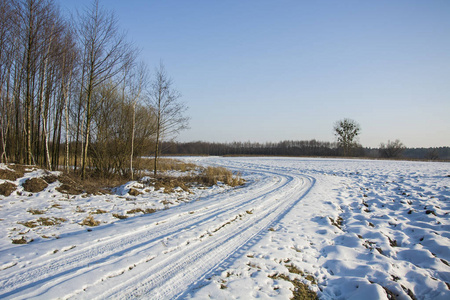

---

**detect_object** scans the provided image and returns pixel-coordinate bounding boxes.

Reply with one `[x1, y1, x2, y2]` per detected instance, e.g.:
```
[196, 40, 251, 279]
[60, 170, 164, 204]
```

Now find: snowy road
[0, 158, 314, 299]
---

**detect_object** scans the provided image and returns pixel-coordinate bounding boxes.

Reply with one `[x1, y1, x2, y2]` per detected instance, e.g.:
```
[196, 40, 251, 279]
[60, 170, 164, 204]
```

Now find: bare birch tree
[148, 63, 189, 176]
[76, 0, 133, 179]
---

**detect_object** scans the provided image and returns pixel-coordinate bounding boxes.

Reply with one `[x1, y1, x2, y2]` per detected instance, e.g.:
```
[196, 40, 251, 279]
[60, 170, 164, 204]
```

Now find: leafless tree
[148, 63, 189, 175]
[76, 0, 134, 178]
[379, 139, 405, 158]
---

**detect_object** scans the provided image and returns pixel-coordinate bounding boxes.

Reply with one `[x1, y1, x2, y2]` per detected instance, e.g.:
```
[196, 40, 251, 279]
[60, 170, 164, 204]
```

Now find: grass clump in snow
[0, 182, 17, 196]
[199, 166, 244, 187]
[37, 217, 66, 226]
[112, 213, 128, 220]
[80, 215, 100, 226]
[12, 236, 33, 244]
[270, 273, 318, 300]
[329, 216, 343, 229]
[27, 209, 45, 215]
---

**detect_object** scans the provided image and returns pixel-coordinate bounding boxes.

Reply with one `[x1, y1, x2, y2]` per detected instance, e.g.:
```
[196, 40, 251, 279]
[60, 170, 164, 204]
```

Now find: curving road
[0, 158, 314, 299]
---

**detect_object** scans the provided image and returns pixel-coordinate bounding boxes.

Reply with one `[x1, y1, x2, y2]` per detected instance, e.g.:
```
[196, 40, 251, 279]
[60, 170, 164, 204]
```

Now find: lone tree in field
[148, 63, 189, 176]
[333, 118, 361, 156]
[379, 139, 405, 158]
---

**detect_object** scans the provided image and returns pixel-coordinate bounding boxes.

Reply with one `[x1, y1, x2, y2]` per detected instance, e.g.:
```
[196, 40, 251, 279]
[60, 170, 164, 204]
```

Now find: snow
[0, 157, 449, 299]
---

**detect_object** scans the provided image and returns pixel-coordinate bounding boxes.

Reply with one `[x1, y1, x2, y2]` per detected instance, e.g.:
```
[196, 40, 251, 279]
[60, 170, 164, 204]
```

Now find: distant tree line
[161, 140, 363, 157]
[0, 0, 188, 178]
[161, 141, 449, 161]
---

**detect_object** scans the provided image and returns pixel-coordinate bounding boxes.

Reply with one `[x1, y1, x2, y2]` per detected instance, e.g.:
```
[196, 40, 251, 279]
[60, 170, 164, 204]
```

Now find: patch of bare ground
[23, 178, 48, 193]
[0, 168, 21, 181]
[0, 182, 17, 196]
[55, 171, 126, 195]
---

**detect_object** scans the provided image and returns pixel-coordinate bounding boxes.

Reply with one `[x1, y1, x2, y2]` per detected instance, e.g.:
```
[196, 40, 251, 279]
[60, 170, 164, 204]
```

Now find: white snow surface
[0, 157, 449, 299]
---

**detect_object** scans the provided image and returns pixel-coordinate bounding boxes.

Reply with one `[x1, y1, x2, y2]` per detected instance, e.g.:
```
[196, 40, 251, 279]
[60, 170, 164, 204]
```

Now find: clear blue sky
[58, 0, 450, 148]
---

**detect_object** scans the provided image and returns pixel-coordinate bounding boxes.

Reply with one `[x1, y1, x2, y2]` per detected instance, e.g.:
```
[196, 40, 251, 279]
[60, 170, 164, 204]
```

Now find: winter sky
[57, 0, 450, 148]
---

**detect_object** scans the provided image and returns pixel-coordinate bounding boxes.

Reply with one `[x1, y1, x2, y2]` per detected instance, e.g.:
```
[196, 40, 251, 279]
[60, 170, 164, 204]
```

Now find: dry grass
[128, 188, 142, 196]
[12, 237, 32, 244]
[112, 213, 128, 219]
[80, 215, 100, 226]
[0, 168, 21, 181]
[127, 208, 144, 214]
[134, 158, 198, 173]
[199, 167, 244, 187]
[23, 178, 48, 193]
[27, 209, 45, 215]
[18, 217, 66, 228]
[143, 165, 244, 194]
[0, 182, 17, 196]
[37, 217, 66, 226]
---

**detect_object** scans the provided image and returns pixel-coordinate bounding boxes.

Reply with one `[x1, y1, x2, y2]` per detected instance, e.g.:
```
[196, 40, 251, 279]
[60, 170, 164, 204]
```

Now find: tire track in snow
[0, 163, 314, 299]
[85, 171, 314, 299]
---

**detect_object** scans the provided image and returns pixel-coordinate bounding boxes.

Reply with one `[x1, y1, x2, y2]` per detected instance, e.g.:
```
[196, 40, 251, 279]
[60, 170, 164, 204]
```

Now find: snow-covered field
[0, 157, 449, 299]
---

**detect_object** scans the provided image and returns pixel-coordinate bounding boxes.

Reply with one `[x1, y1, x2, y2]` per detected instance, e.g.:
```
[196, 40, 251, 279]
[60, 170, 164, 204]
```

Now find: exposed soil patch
[0, 182, 17, 196]
[128, 188, 142, 196]
[56, 183, 83, 195]
[0, 168, 21, 181]
[23, 178, 48, 193]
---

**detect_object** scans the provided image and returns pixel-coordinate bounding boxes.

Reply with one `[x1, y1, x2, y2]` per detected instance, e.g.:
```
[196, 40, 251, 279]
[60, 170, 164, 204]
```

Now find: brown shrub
[23, 178, 48, 193]
[0, 182, 17, 196]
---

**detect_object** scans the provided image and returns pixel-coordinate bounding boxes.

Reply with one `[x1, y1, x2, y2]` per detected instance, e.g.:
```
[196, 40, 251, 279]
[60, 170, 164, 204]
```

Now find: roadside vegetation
[0, 158, 244, 246]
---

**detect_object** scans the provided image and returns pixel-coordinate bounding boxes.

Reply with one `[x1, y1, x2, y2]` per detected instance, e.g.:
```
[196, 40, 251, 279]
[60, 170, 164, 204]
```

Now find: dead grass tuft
[0, 182, 17, 196]
[27, 209, 45, 215]
[270, 272, 318, 300]
[144, 208, 157, 214]
[80, 215, 100, 226]
[113, 213, 128, 219]
[12, 236, 32, 244]
[18, 220, 38, 228]
[23, 178, 48, 193]
[199, 167, 245, 187]
[329, 216, 343, 229]
[128, 188, 142, 196]
[127, 208, 144, 214]
[92, 209, 108, 214]
[37, 217, 66, 226]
